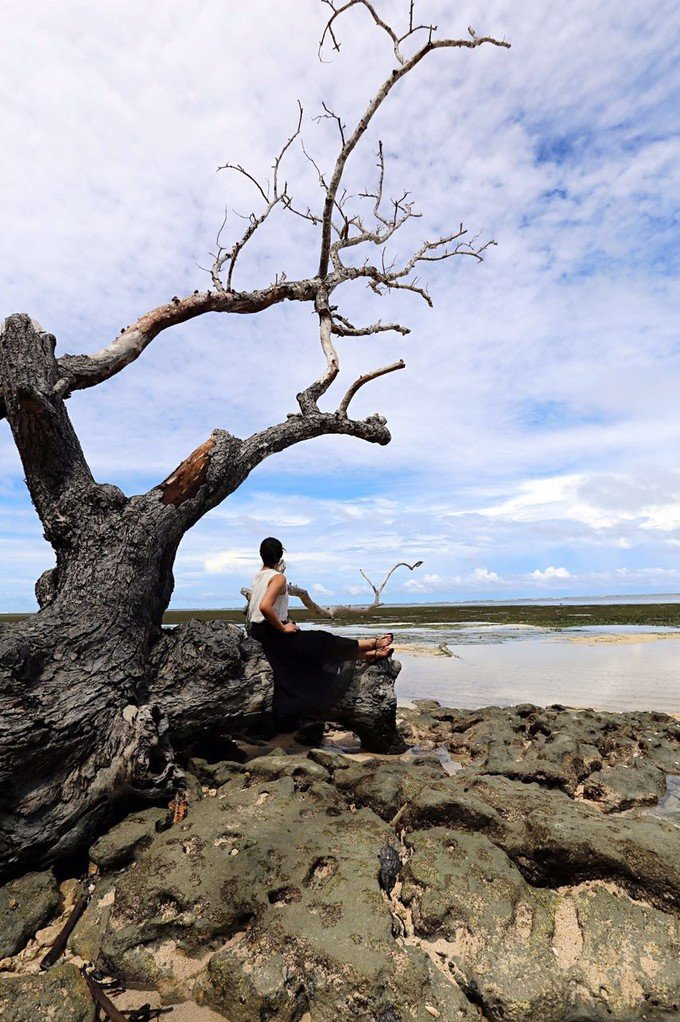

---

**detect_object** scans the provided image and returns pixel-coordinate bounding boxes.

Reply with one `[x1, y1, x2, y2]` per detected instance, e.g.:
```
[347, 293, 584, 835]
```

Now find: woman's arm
[259, 574, 297, 633]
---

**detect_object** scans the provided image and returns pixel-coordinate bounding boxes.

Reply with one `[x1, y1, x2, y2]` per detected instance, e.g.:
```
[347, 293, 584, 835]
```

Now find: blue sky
[1, 0, 679, 610]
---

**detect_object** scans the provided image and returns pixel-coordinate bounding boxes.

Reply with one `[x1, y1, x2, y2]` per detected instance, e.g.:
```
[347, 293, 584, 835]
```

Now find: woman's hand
[282, 621, 298, 634]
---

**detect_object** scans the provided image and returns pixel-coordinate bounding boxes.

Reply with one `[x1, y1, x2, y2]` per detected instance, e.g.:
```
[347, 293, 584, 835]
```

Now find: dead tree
[0, 3, 509, 876]
[241, 560, 423, 618]
[359, 560, 424, 608]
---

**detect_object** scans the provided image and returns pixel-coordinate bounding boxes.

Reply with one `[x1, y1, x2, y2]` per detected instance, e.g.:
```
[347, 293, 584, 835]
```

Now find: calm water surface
[316, 622, 680, 714]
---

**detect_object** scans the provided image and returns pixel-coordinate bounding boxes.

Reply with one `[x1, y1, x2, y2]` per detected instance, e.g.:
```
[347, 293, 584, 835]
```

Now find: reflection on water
[312, 622, 680, 713]
[653, 775, 680, 822]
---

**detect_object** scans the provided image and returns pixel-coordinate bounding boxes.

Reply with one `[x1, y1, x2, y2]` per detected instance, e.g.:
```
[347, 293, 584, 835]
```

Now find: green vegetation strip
[3, 603, 680, 629]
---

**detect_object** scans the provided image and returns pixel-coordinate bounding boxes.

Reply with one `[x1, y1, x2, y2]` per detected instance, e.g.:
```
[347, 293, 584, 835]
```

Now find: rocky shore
[1, 701, 679, 1022]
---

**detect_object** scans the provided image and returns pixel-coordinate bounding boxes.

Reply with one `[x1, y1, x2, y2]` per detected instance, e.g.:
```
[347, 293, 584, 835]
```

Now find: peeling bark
[159, 438, 216, 506]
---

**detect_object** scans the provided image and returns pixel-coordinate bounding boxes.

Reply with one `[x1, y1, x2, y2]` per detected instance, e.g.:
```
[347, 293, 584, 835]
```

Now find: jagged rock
[3, 707, 679, 1021]
[245, 752, 330, 783]
[0, 962, 95, 1022]
[89, 807, 167, 869]
[401, 777, 506, 835]
[91, 768, 481, 1018]
[565, 884, 680, 1020]
[0, 869, 59, 957]
[582, 758, 667, 811]
[67, 880, 116, 962]
[200, 943, 289, 1019]
[186, 757, 247, 787]
[333, 758, 443, 820]
[307, 747, 353, 772]
[402, 827, 564, 1020]
[460, 774, 680, 912]
[400, 827, 680, 1022]
[396, 703, 679, 807]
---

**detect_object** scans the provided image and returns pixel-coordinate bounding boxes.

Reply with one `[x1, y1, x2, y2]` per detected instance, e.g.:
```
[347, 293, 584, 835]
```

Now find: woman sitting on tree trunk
[247, 537, 393, 728]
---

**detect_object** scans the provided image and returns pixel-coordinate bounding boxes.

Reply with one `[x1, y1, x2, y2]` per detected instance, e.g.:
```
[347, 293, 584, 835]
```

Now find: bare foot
[361, 644, 393, 662]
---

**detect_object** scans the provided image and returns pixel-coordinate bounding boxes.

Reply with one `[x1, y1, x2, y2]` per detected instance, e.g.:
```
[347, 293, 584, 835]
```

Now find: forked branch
[338, 360, 405, 417]
[316, 5, 509, 278]
[360, 560, 424, 606]
[211, 103, 304, 291]
[241, 558, 424, 619]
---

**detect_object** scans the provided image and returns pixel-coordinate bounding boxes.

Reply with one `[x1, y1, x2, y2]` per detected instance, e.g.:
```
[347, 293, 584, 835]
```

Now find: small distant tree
[0, 2, 509, 873]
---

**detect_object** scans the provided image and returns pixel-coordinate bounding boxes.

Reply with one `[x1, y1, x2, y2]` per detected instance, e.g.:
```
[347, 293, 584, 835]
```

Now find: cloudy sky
[1, 0, 679, 611]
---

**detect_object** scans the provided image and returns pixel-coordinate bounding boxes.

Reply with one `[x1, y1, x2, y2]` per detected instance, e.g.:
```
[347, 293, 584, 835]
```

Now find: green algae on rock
[0, 870, 59, 958]
[0, 963, 95, 1022]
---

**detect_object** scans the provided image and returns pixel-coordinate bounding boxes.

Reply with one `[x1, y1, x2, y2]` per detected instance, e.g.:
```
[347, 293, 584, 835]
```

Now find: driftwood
[81, 967, 128, 1022]
[0, 3, 508, 880]
[40, 894, 88, 970]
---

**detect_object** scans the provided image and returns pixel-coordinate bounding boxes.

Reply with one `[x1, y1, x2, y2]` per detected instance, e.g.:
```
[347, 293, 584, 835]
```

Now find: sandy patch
[551, 898, 583, 966]
[393, 643, 455, 658]
[114, 992, 227, 1022]
[564, 631, 680, 645]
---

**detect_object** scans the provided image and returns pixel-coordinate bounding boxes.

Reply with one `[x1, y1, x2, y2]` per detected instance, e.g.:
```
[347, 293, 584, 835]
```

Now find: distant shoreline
[3, 601, 680, 629]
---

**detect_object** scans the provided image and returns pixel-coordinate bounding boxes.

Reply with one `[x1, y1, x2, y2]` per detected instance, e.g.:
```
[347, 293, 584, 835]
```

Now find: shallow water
[312, 622, 680, 714]
[397, 638, 680, 714]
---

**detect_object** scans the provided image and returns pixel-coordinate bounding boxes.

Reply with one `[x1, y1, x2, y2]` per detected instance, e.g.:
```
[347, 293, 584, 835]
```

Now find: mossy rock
[0, 869, 59, 957]
[89, 807, 166, 869]
[0, 963, 94, 1022]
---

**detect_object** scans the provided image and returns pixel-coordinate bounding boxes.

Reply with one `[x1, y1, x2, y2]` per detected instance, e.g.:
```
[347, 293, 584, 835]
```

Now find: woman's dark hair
[260, 537, 284, 568]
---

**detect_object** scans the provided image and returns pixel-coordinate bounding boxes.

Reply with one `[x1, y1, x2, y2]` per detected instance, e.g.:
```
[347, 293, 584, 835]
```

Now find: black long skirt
[249, 621, 359, 721]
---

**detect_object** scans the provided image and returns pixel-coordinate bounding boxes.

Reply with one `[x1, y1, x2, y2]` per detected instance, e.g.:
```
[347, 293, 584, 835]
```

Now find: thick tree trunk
[0, 524, 181, 877]
[1, 603, 402, 881]
[0, 608, 399, 879]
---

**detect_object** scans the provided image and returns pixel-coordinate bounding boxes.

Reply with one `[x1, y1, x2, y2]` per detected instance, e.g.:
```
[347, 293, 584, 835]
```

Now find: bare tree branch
[27, 278, 321, 406]
[320, 0, 436, 66]
[361, 560, 424, 606]
[331, 313, 410, 337]
[314, 101, 347, 147]
[316, 5, 509, 278]
[338, 359, 405, 417]
[149, 403, 393, 526]
[241, 559, 424, 619]
[297, 292, 340, 415]
[1, 4, 509, 440]
[211, 103, 304, 291]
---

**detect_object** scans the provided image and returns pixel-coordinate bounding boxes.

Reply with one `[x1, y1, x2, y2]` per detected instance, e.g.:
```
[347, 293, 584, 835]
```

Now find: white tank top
[247, 568, 289, 625]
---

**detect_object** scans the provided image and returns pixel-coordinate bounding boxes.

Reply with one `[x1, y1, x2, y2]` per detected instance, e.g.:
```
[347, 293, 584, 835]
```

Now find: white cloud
[468, 568, 500, 584]
[312, 583, 333, 596]
[403, 573, 444, 594]
[529, 566, 571, 580]
[202, 550, 259, 576]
